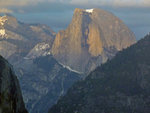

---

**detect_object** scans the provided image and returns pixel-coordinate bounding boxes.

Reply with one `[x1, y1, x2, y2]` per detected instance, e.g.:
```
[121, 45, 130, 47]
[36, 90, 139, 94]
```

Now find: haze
[1, 0, 150, 39]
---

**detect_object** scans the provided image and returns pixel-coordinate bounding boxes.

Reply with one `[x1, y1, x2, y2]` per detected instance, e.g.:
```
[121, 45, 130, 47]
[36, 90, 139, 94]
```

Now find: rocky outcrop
[52, 8, 136, 73]
[49, 33, 150, 113]
[26, 42, 51, 59]
[0, 55, 28, 113]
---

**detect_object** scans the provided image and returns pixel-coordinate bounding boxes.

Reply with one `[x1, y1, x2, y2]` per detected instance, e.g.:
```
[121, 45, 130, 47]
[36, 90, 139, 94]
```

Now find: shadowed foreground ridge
[15, 55, 81, 113]
[49, 33, 150, 113]
[0, 56, 28, 113]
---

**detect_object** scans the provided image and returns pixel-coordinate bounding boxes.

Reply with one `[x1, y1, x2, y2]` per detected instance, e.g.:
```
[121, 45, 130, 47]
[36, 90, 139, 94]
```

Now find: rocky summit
[0, 55, 28, 113]
[52, 8, 136, 74]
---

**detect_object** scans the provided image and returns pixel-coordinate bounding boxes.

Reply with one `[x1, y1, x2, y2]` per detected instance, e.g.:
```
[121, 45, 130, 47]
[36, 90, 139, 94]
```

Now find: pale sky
[0, 0, 150, 40]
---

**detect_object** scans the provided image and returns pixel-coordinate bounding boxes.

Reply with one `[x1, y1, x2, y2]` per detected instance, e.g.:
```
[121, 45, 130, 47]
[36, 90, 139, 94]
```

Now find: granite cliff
[52, 8, 136, 74]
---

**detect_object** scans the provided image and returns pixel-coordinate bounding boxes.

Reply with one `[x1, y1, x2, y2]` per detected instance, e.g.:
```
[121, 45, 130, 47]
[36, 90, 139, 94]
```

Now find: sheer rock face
[0, 56, 28, 113]
[52, 8, 136, 73]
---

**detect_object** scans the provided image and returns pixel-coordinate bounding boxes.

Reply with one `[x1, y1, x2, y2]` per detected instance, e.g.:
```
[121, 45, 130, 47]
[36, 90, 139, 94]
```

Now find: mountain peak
[0, 15, 18, 38]
[74, 8, 95, 13]
[73, 8, 96, 16]
[52, 8, 136, 73]
[0, 14, 17, 21]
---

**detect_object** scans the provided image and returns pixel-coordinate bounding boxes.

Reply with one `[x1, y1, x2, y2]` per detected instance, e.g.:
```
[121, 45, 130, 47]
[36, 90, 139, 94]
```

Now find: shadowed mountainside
[0, 55, 28, 113]
[14, 55, 81, 113]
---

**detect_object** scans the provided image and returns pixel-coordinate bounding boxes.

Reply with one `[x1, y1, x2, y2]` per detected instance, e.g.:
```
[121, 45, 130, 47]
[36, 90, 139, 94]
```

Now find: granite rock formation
[52, 8, 136, 74]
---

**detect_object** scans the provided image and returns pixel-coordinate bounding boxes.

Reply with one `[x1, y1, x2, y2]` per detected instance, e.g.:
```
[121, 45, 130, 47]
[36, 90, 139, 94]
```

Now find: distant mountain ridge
[0, 14, 55, 61]
[49, 33, 150, 113]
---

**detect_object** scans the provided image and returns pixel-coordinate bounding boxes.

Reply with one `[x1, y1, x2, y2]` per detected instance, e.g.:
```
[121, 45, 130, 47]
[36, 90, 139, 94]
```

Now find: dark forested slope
[0, 56, 28, 113]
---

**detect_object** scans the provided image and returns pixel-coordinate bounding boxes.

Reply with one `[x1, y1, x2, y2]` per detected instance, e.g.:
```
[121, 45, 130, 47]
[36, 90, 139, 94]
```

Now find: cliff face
[49, 33, 150, 113]
[0, 56, 28, 113]
[52, 8, 136, 73]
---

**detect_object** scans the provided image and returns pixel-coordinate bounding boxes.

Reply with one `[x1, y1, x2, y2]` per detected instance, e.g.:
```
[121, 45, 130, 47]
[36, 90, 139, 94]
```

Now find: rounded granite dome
[52, 8, 136, 73]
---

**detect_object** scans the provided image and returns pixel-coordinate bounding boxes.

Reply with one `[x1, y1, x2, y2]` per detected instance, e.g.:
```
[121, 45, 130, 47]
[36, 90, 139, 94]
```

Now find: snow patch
[85, 9, 94, 13]
[0, 16, 7, 26]
[0, 16, 7, 38]
[0, 29, 7, 38]
[43, 51, 51, 56]
[26, 42, 51, 59]
[0, 29, 6, 37]
[59, 62, 83, 74]
[34, 43, 50, 51]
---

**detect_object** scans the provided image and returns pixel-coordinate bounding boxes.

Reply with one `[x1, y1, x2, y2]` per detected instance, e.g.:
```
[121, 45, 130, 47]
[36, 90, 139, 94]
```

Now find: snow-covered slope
[58, 62, 83, 74]
[26, 42, 51, 59]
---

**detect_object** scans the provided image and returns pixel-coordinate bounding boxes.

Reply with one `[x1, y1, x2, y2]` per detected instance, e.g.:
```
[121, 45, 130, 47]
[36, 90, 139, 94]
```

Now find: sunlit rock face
[0, 55, 28, 113]
[52, 8, 136, 74]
